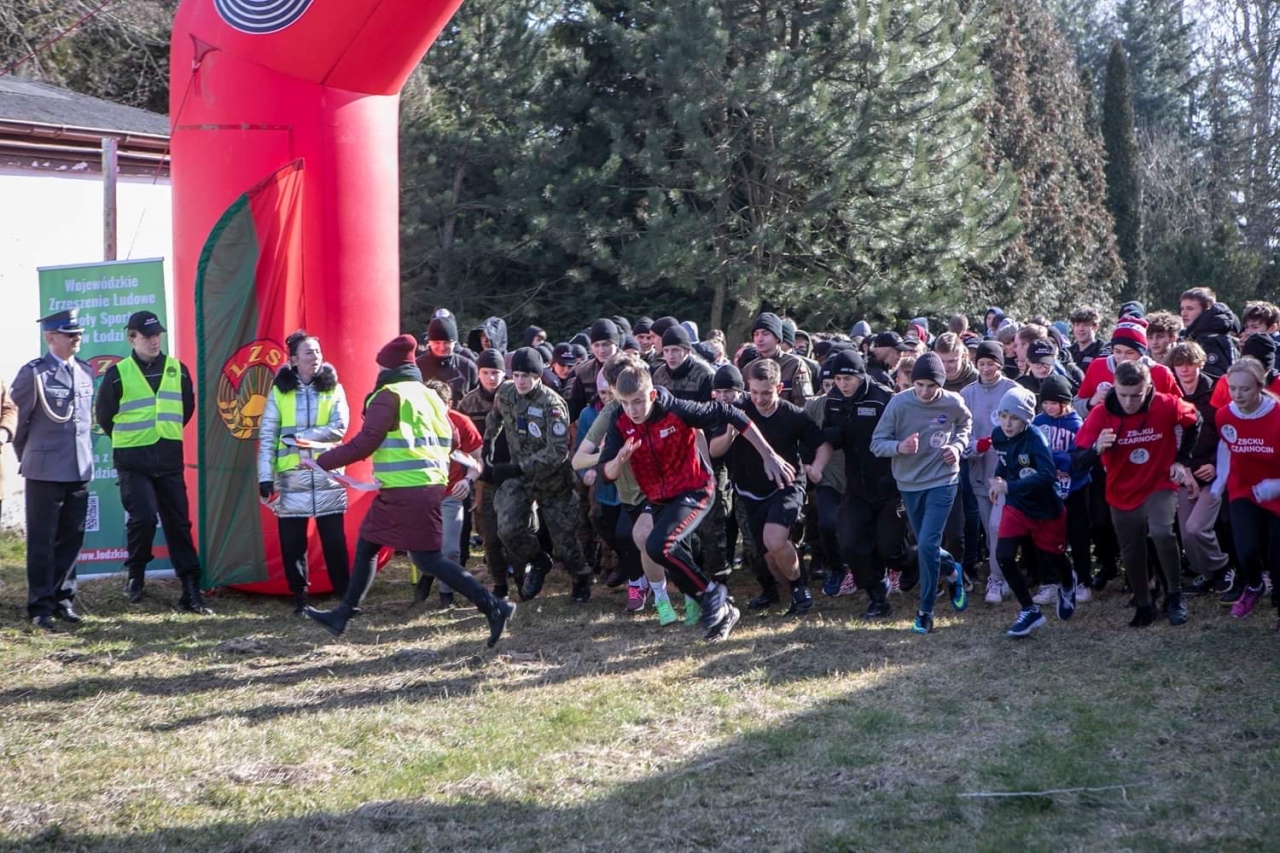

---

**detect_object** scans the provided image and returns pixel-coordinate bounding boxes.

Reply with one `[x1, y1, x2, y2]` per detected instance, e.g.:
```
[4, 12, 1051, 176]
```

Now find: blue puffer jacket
[992, 421, 1063, 520]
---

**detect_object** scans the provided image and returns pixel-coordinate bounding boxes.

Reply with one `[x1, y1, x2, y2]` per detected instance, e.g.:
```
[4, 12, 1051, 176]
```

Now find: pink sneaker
[625, 585, 648, 613]
[887, 570, 902, 595]
[837, 572, 858, 596]
[1231, 585, 1263, 619]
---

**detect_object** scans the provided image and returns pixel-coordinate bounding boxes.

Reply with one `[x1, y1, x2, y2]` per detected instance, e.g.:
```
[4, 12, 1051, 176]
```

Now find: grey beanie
[998, 386, 1038, 425]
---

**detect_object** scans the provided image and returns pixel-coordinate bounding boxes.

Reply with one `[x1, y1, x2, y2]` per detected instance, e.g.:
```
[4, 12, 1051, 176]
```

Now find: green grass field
[1, 533, 1277, 852]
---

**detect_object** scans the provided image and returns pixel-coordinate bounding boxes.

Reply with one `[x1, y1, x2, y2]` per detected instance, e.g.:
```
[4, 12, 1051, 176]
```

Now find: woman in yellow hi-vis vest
[95, 311, 209, 613]
[303, 335, 514, 647]
[257, 330, 350, 612]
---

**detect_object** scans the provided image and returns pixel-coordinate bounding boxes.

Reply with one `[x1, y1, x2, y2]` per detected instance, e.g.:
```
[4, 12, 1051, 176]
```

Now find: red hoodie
[1076, 390, 1200, 511]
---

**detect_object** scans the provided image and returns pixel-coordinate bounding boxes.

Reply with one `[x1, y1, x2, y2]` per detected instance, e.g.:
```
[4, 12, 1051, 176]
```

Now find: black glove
[490, 462, 523, 484]
[259, 481, 275, 500]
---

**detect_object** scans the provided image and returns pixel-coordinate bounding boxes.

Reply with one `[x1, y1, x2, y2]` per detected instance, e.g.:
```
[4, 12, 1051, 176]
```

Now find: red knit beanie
[377, 334, 419, 368]
[1110, 317, 1149, 354]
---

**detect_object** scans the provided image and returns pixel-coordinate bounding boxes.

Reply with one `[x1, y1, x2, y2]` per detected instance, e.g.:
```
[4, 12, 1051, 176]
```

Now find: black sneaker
[570, 579, 591, 604]
[747, 590, 779, 611]
[704, 604, 740, 642]
[439, 591, 455, 609]
[604, 566, 626, 588]
[1092, 563, 1118, 591]
[520, 556, 552, 601]
[862, 590, 891, 620]
[1129, 604, 1158, 628]
[124, 576, 144, 603]
[292, 591, 309, 615]
[699, 583, 730, 630]
[1183, 574, 1214, 596]
[1212, 568, 1235, 595]
[1165, 591, 1188, 626]
[486, 600, 515, 648]
[1221, 574, 1245, 605]
[785, 585, 814, 616]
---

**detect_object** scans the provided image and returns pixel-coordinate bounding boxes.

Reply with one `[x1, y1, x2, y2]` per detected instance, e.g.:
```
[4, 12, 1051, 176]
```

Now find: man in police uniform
[95, 311, 209, 613]
[483, 346, 590, 603]
[11, 309, 95, 631]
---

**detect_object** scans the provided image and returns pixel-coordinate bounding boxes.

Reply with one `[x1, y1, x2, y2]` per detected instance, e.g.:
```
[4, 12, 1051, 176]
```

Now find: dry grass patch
[0, 531, 1276, 851]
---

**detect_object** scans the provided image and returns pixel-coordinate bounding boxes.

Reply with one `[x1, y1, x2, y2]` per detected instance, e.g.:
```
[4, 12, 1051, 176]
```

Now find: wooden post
[102, 137, 118, 261]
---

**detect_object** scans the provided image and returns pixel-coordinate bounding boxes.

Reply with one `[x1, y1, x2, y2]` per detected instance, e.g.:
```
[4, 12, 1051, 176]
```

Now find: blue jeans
[901, 485, 959, 616]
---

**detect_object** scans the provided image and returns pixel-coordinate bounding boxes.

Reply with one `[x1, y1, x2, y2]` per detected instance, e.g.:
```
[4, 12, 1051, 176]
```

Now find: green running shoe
[683, 596, 702, 627]
[655, 599, 678, 626]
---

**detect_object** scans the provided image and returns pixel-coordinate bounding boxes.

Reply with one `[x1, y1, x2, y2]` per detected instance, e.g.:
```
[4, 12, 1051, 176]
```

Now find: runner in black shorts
[714, 359, 829, 615]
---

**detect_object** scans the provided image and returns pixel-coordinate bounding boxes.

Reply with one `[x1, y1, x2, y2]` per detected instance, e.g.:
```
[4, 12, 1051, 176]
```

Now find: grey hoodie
[870, 388, 972, 491]
[960, 374, 1019, 489]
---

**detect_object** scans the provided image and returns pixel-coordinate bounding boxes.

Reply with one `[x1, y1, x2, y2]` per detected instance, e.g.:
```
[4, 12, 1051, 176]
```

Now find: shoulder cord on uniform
[32, 363, 76, 424]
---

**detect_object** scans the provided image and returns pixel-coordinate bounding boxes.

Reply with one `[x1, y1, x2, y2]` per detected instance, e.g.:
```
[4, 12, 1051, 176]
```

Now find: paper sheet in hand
[281, 436, 340, 451]
[300, 458, 380, 491]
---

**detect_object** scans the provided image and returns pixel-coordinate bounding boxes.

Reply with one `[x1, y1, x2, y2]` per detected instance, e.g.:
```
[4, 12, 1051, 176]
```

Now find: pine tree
[969, 0, 1124, 318]
[531, 0, 1019, 339]
[1102, 41, 1146, 300]
[1116, 0, 1197, 138]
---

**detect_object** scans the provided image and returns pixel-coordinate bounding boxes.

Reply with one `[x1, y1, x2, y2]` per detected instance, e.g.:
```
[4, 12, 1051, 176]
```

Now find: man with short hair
[867, 331, 914, 388]
[1068, 306, 1109, 370]
[95, 311, 206, 612]
[1145, 311, 1182, 365]
[1241, 301, 1280, 341]
[1180, 287, 1240, 379]
[632, 317, 660, 368]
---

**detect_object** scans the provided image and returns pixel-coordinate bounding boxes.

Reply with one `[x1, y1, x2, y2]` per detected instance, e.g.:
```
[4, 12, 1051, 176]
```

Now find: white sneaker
[984, 578, 1005, 604]
[1032, 584, 1058, 605]
[1074, 583, 1092, 603]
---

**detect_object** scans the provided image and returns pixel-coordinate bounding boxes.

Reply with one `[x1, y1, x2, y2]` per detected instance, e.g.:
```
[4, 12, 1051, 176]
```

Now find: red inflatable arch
[170, 0, 462, 593]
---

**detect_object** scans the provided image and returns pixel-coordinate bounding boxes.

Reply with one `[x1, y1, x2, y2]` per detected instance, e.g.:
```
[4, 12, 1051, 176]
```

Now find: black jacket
[1068, 339, 1110, 371]
[821, 379, 898, 503]
[95, 351, 195, 474]
[1178, 371, 1219, 478]
[415, 351, 478, 403]
[1183, 303, 1240, 379]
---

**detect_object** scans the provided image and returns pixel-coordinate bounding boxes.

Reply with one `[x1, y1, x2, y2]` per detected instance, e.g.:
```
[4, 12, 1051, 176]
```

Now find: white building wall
[0, 168, 173, 528]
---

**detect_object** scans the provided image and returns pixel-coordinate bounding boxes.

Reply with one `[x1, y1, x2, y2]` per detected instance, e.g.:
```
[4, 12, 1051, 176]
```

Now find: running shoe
[683, 596, 702, 627]
[699, 583, 730, 631]
[887, 570, 902, 595]
[948, 565, 967, 612]
[910, 612, 934, 634]
[1007, 607, 1046, 638]
[1231, 585, 1263, 619]
[705, 604, 740, 642]
[1056, 584, 1076, 621]
[1212, 568, 1235, 595]
[1165, 591, 1188, 626]
[655, 599, 678, 626]
[747, 590, 779, 611]
[837, 572, 858, 597]
[1032, 584, 1057, 605]
[822, 570, 847, 598]
[625, 585, 647, 613]
[984, 577, 1006, 604]
[785, 585, 814, 616]
[1074, 583, 1092, 603]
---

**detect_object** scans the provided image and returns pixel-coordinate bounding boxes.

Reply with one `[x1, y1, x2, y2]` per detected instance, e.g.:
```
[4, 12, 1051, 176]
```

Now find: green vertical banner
[36, 258, 171, 576]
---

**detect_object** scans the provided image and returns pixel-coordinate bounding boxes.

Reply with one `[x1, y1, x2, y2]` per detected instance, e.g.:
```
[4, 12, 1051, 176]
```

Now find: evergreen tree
[969, 0, 1124, 318]
[532, 0, 1019, 339]
[1103, 41, 1147, 300]
[1117, 0, 1198, 137]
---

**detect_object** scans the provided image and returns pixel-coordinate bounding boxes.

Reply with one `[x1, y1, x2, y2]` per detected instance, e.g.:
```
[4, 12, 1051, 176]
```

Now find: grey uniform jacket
[11, 352, 95, 482]
[256, 365, 350, 518]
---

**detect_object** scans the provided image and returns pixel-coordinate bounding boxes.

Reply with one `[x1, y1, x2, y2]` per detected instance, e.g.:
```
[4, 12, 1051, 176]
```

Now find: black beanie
[569, 332, 590, 349]
[662, 324, 692, 349]
[477, 349, 504, 371]
[827, 349, 866, 376]
[1039, 374, 1073, 404]
[1243, 333, 1278, 372]
[814, 340, 834, 361]
[974, 340, 1005, 366]
[510, 346, 545, 375]
[427, 315, 458, 343]
[780, 319, 797, 347]
[752, 312, 784, 342]
[590, 318, 620, 345]
[693, 341, 717, 363]
[651, 316, 680, 338]
[714, 364, 744, 391]
[536, 343, 554, 365]
[611, 315, 632, 336]
[633, 316, 654, 334]
[912, 352, 946, 386]
[736, 345, 759, 370]
[622, 335, 641, 352]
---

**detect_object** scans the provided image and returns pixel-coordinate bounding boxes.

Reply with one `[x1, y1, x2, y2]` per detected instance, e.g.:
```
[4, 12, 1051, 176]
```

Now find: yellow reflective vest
[112, 356, 184, 448]
[366, 381, 451, 488]
[272, 386, 336, 473]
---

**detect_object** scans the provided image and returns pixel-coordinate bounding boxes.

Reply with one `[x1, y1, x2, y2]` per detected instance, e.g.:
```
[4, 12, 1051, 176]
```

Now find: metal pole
[102, 136, 117, 261]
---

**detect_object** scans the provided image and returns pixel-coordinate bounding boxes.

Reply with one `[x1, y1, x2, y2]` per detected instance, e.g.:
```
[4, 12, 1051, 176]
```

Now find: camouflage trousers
[494, 478, 588, 578]
[701, 464, 732, 578]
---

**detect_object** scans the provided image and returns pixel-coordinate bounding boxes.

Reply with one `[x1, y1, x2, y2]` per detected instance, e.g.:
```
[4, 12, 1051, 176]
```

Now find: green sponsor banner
[36, 258, 171, 575]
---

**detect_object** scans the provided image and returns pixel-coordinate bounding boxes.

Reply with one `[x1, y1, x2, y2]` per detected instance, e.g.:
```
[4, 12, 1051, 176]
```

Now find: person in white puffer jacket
[257, 330, 351, 612]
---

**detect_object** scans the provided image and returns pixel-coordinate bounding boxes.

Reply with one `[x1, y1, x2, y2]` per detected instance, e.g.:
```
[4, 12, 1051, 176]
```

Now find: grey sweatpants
[1111, 490, 1180, 608]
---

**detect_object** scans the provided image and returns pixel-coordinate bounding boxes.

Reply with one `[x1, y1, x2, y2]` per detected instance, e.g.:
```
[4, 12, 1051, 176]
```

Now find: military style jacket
[485, 381, 574, 494]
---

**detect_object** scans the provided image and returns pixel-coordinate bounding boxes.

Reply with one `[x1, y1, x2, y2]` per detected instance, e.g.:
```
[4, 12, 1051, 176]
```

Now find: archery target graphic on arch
[213, 0, 313, 34]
